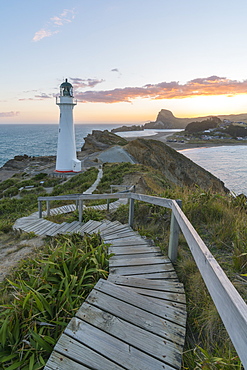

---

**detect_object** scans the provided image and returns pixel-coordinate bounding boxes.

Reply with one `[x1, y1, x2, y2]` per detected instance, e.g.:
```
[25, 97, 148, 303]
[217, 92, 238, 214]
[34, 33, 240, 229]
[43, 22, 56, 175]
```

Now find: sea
[0, 124, 246, 196]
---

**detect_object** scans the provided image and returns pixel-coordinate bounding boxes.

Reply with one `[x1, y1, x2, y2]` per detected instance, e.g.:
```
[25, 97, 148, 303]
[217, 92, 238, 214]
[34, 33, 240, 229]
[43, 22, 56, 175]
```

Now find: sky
[2, 0, 247, 124]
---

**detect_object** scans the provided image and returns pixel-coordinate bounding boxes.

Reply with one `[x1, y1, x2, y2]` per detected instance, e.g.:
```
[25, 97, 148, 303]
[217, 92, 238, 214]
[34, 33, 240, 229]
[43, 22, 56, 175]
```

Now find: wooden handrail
[171, 200, 247, 367]
[37, 191, 247, 366]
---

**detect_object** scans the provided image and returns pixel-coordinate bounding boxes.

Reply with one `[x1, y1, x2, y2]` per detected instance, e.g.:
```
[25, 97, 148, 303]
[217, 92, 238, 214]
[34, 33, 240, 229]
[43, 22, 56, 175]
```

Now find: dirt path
[0, 233, 44, 283]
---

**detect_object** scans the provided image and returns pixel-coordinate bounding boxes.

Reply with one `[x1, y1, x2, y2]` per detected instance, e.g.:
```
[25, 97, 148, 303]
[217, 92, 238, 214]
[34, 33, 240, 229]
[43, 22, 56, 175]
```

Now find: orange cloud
[75, 76, 247, 103]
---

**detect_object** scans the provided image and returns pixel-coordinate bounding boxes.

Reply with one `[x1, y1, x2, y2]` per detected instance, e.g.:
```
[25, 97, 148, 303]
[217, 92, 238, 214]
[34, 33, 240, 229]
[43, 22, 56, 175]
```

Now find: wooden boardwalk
[12, 199, 127, 236]
[13, 197, 186, 369]
[42, 220, 186, 369]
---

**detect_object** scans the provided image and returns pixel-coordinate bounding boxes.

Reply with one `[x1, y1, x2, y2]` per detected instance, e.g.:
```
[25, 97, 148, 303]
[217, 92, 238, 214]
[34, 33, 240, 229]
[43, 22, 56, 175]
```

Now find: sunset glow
[1, 1, 247, 124]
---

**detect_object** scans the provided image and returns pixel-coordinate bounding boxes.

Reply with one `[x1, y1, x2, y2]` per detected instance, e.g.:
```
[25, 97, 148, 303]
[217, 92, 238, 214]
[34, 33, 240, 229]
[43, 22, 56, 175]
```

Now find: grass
[107, 177, 247, 368]
[1, 162, 247, 368]
[0, 233, 110, 369]
[0, 168, 99, 233]
[114, 185, 246, 369]
[51, 167, 98, 196]
[46, 207, 105, 224]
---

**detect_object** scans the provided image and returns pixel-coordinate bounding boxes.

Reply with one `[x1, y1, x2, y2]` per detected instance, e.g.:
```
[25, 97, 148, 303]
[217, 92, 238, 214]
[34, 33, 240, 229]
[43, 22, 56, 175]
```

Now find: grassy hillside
[101, 163, 246, 369]
[0, 163, 246, 368]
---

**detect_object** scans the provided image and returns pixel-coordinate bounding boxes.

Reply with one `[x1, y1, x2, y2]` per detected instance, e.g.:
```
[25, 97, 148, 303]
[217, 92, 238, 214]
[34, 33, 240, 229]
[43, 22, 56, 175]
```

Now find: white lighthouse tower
[55, 79, 81, 172]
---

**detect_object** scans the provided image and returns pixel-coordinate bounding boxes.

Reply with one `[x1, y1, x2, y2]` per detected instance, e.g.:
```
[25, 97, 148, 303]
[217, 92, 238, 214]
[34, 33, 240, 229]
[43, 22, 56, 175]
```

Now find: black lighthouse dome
[60, 78, 73, 97]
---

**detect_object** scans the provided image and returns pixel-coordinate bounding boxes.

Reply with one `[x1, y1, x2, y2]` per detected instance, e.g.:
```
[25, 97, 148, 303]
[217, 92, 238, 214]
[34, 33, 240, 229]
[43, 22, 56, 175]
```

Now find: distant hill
[144, 109, 247, 129]
[112, 110, 247, 132]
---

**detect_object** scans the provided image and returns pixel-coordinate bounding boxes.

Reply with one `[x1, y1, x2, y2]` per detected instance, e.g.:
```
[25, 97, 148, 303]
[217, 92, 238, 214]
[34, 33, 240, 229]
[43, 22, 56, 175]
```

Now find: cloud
[70, 77, 105, 89]
[0, 111, 19, 117]
[32, 29, 59, 42]
[19, 93, 52, 101]
[32, 8, 75, 42]
[50, 9, 75, 26]
[74, 76, 247, 103]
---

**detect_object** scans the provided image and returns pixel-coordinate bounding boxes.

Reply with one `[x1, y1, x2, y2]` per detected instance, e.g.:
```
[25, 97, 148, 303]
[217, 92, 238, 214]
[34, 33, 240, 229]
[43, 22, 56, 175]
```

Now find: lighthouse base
[55, 159, 81, 173]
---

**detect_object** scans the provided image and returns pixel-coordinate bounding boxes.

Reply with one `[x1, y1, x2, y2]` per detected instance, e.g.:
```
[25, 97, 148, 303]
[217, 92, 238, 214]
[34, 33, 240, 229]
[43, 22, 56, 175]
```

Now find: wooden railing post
[46, 200, 50, 217]
[79, 199, 83, 222]
[128, 186, 136, 228]
[107, 199, 110, 211]
[168, 199, 182, 263]
[38, 200, 42, 218]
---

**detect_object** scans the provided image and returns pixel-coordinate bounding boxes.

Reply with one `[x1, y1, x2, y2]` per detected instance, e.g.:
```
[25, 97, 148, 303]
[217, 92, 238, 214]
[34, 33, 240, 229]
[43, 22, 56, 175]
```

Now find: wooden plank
[100, 224, 129, 236]
[23, 220, 53, 233]
[75, 304, 183, 368]
[103, 231, 138, 239]
[94, 280, 186, 326]
[109, 255, 171, 267]
[48, 334, 125, 370]
[49, 222, 68, 236]
[44, 351, 91, 370]
[110, 262, 175, 276]
[84, 293, 185, 346]
[108, 246, 161, 255]
[75, 220, 95, 234]
[102, 229, 135, 238]
[78, 220, 98, 233]
[19, 219, 47, 232]
[115, 286, 186, 308]
[108, 275, 184, 292]
[103, 236, 146, 244]
[106, 239, 150, 246]
[110, 251, 163, 259]
[123, 271, 179, 280]
[39, 222, 61, 236]
[65, 222, 82, 233]
[172, 200, 247, 367]
[65, 317, 179, 370]
[83, 221, 104, 234]
[58, 221, 78, 234]
[103, 233, 140, 241]
[101, 225, 132, 235]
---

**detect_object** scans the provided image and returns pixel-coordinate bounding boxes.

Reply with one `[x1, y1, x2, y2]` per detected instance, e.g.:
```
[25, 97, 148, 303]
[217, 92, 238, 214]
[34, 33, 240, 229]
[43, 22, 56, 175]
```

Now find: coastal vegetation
[169, 116, 247, 145]
[0, 161, 246, 368]
[0, 233, 110, 369]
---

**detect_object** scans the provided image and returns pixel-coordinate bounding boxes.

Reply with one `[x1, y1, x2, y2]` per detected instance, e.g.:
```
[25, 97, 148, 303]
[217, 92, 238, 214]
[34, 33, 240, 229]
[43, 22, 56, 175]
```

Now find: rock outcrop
[112, 125, 144, 133]
[81, 130, 128, 153]
[112, 110, 247, 132]
[144, 109, 191, 129]
[125, 138, 228, 193]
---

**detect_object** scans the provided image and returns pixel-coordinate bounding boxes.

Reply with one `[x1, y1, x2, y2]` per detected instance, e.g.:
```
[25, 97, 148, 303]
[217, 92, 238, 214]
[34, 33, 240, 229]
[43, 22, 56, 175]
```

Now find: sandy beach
[125, 130, 247, 151]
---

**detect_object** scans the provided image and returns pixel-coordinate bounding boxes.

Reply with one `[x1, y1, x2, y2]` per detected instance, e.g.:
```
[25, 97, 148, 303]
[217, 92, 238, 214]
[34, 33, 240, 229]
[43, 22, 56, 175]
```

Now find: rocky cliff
[112, 109, 247, 132]
[145, 109, 247, 129]
[125, 138, 228, 193]
[81, 130, 128, 153]
[144, 109, 191, 129]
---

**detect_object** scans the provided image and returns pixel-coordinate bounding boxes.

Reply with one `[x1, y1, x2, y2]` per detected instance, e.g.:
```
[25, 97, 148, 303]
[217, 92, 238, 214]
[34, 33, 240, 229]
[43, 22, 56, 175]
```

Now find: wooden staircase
[43, 219, 187, 370]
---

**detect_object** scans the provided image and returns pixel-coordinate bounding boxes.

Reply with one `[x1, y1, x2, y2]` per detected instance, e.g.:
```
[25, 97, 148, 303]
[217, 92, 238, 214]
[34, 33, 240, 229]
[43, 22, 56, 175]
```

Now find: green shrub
[51, 168, 98, 196]
[0, 233, 110, 369]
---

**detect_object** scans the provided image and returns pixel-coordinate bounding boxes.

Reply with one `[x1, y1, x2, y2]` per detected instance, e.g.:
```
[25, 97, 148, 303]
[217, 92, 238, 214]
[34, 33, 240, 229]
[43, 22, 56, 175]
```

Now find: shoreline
[125, 131, 247, 150]
[1, 130, 247, 182]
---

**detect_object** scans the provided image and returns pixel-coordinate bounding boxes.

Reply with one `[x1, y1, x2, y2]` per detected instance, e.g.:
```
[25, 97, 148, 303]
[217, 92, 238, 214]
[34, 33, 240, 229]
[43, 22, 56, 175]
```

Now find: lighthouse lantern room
[55, 79, 81, 173]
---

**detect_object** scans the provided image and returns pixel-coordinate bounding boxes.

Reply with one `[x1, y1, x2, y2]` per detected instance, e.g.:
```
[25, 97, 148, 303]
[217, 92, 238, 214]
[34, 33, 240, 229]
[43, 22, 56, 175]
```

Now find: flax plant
[0, 233, 110, 369]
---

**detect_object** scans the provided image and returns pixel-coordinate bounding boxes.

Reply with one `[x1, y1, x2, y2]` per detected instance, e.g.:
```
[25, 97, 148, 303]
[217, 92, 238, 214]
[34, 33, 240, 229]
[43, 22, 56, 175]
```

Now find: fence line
[38, 191, 247, 367]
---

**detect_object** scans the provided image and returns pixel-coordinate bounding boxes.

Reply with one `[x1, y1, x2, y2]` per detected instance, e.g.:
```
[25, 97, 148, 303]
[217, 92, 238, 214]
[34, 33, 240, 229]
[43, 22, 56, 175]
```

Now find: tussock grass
[51, 167, 98, 196]
[1, 162, 246, 368]
[110, 177, 246, 368]
[0, 233, 110, 369]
